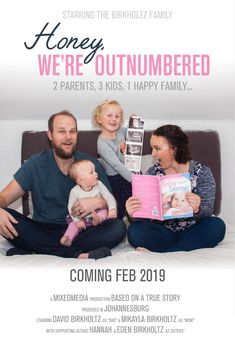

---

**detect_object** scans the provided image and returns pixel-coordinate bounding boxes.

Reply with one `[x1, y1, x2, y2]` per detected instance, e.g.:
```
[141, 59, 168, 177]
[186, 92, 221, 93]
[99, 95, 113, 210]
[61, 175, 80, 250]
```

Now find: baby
[163, 192, 192, 216]
[60, 160, 117, 247]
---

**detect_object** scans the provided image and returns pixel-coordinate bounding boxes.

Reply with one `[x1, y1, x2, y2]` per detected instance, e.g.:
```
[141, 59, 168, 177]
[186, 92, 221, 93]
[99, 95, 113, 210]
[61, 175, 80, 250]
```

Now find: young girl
[93, 100, 132, 219]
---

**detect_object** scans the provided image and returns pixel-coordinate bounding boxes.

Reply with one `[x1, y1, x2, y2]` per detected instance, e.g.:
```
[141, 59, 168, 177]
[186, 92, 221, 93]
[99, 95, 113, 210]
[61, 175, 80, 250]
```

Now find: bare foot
[60, 235, 73, 247]
[78, 253, 89, 259]
[136, 247, 150, 252]
[91, 212, 100, 226]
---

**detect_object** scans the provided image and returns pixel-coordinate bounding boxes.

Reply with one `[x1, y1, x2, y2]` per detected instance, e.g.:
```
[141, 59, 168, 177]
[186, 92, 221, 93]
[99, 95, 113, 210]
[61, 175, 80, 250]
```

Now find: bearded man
[0, 111, 125, 259]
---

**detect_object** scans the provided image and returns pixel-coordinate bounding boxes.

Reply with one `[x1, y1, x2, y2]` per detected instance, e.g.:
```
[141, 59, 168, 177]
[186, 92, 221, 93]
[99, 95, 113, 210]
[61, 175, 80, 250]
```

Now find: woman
[126, 125, 226, 252]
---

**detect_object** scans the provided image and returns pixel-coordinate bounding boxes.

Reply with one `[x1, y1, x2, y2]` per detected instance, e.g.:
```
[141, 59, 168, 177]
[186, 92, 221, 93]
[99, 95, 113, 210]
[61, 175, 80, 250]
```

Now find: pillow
[141, 155, 154, 174]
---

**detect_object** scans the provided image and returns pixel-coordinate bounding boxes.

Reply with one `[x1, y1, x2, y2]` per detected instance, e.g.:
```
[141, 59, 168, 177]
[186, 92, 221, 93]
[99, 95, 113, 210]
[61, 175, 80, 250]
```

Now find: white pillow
[141, 155, 154, 174]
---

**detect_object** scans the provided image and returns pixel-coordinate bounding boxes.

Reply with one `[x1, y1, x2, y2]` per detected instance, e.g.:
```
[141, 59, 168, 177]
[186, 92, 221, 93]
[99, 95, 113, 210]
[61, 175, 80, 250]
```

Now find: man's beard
[53, 143, 76, 159]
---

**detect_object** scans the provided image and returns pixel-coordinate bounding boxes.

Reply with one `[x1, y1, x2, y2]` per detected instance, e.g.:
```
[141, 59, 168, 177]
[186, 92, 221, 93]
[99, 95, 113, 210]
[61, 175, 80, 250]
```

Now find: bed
[0, 130, 234, 267]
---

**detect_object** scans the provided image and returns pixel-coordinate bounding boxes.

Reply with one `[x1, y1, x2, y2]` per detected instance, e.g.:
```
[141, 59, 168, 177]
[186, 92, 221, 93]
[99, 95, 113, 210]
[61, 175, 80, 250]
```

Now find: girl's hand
[119, 142, 126, 154]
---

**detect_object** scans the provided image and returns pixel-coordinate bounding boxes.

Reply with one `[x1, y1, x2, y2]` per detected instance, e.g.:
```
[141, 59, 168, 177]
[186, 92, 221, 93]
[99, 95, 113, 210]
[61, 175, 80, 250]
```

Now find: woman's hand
[186, 192, 201, 213]
[125, 196, 142, 217]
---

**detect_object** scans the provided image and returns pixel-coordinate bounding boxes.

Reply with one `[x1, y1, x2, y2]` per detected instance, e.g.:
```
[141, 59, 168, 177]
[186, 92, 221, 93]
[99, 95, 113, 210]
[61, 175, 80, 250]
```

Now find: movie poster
[0, 0, 234, 343]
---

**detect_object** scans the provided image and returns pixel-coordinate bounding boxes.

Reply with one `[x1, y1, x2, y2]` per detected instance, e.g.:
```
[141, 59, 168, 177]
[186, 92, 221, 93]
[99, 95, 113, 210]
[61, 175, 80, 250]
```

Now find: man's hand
[0, 208, 18, 239]
[0, 179, 24, 239]
[71, 197, 107, 218]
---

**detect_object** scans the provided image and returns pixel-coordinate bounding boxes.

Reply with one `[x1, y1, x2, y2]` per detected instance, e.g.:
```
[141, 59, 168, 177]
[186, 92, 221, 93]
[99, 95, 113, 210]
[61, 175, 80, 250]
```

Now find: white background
[0, 0, 234, 120]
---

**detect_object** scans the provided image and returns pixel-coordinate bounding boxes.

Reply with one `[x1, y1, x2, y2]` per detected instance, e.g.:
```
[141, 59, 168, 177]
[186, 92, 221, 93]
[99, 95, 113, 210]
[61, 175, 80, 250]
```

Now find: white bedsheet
[0, 224, 234, 268]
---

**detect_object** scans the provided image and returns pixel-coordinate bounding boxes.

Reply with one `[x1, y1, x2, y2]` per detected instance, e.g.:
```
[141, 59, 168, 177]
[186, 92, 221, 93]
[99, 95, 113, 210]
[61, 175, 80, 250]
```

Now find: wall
[0, 118, 234, 225]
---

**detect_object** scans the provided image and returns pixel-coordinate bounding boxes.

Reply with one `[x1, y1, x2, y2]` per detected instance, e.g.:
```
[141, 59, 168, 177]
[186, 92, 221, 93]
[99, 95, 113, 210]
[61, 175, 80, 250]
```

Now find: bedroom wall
[0, 118, 234, 226]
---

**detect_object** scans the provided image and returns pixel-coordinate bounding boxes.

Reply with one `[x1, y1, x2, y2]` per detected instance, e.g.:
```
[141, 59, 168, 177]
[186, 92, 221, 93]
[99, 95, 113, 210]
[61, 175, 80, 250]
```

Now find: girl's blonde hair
[92, 99, 124, 128]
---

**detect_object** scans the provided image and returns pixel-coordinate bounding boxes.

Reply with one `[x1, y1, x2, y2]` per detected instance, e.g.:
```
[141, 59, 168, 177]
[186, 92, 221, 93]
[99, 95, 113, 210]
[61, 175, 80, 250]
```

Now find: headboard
[21, 130, 221, 216]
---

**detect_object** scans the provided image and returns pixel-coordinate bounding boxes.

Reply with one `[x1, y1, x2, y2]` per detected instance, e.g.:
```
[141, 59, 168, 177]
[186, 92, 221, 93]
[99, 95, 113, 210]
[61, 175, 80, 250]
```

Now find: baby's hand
[91, 211, 100, 226]
[76, 220, 86, 231]
[108, 209, 117, 219]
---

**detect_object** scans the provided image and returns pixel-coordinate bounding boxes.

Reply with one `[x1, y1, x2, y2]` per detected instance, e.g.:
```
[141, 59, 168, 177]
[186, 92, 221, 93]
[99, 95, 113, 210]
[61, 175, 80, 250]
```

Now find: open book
[132, 173, 193, 220]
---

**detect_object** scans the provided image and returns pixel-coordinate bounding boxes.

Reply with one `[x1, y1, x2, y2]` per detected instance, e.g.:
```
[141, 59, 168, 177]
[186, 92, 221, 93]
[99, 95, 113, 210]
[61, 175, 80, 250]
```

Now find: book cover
[132, 172, 193, 220]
